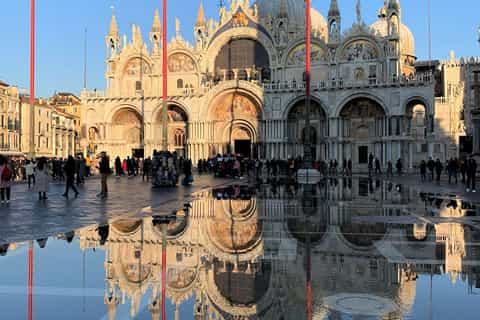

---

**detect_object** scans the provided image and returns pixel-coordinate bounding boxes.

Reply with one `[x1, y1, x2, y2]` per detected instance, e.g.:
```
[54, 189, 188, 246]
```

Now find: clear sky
[0, 0, 479, 97]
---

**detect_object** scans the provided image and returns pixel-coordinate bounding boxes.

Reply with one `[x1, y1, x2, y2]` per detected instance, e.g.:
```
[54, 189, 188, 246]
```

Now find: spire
[152, 9, 161, 33]
[328, 0, 340, 17]
[356, 0, 362, 24]
[195, 1, 206, 27]
[278, 0, 288, 18]
[108, 14, 119, 37]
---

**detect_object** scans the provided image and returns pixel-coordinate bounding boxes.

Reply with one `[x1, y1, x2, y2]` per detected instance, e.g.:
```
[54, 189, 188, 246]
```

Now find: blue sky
[0, 0, 479, 97]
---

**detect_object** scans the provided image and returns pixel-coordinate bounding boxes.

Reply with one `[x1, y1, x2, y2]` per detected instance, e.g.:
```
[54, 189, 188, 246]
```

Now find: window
[177, 79, 184, 89]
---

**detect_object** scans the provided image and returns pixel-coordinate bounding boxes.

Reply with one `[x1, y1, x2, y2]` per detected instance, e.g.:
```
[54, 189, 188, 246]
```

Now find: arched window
[174, 129, 186, 147]
[177, 79, 184, 89]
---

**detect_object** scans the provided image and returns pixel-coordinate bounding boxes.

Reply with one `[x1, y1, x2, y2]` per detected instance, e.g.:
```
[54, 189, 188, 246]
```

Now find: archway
[339, 97, 386, 170]
[405, 99, 430, 167]
[214, 38, 270, 81]
[208, 92, 262, 157]
[287, 98, 327, 160]
[110, 108, 142, 158]
[153, 104, 188, 157]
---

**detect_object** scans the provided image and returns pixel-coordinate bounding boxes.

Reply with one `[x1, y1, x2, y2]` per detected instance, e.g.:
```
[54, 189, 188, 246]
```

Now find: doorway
[235, 140, 251, 158]
[358, 146, 369, 164]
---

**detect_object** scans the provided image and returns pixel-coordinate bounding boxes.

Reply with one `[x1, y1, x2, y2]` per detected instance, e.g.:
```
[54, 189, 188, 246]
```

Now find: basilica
[81, 0, 435, 172]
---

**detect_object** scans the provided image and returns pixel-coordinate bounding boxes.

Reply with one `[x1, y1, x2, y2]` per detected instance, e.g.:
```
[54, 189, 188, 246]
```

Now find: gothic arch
[167, 50, 199, 74]
[336, 35, 384, 62]
[404, 95, 433, 116]
[206, 27, 276, 73]
[152, 101, 190, 124]
[283, 95, 328, 119]
[335, 93, 389, 117]
[282, 38, 329, 66]
[106, 104, 142, 123]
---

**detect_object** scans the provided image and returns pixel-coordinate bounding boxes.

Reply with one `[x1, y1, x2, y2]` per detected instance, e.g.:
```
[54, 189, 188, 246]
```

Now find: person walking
[62, 156, 79, 198]
[0, 156, 13, 203]
[24, 160, 35, 188]
[34, 157, 49, 200]
[375, 158, 382, 175]
[435, 159, 443, 183]
[427, 157, 435, 181]
[143, 157, 152, 181]
[98, 152, 110, 198]
[420, 160, 427, 181]
[396, 159, 403, 176]
[466, 157, 477, 193]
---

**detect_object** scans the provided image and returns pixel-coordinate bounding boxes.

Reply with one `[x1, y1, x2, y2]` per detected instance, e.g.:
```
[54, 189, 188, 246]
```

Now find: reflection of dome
[208, 217, 262, 253]
[112, 219, 142, 234]
[213, 261, 271, 306]
[256, 0, 328, 39]
[370, 18, 415, 57]
[340, 223, 386, 248]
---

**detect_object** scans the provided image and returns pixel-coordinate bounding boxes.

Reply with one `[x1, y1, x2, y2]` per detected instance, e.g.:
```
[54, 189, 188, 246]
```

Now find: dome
[255, 0, 328, 40]
[370, 18, 415, 57]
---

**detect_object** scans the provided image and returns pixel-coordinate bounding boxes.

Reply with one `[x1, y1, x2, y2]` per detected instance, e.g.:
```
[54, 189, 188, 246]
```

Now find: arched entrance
[208, 92, 261, 157]
[405, 99, 430, 167]
[287, 99, 327, 160]
[110, 107, 142, 158]
[339, 97, 386, 171]
[153, 104, 188, 157]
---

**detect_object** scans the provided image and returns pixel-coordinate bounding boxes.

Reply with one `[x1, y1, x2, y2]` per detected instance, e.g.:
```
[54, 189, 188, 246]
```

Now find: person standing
[427, 157, 435, 181]
[0, 156, 13, 203]
[62, 156, 79, 198]
[396, 159, 403, 176]
[114, 156, 122, 177]
[24, 160, 35, 188]
[98, 152, 110, 198]
[143, 157, 152, 181]
[375, 158, 382, 175]
[34, 157, 49, 200]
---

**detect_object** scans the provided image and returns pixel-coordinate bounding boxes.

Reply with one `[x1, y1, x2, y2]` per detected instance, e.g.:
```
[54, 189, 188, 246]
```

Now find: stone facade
[81, 0, 436, 171]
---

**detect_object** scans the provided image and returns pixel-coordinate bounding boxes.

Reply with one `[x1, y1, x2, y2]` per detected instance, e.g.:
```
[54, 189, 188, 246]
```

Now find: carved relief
[287, 44, 327, 65]
[340, 99, 385, 118]
[124, 58, 151, 77]
[342, 41, 379, 62]
[168, 53, 196, 73]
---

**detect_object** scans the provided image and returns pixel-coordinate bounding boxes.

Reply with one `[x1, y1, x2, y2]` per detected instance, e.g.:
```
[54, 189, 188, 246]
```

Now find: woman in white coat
[34, 157, 49, 200]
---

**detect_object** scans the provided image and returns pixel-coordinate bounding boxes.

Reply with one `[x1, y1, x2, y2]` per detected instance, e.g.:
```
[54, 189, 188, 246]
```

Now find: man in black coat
[98, 152, 110, 198]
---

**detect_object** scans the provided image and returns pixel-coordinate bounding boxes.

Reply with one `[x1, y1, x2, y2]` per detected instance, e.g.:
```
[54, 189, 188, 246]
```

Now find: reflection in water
[1, 178, 480, 319]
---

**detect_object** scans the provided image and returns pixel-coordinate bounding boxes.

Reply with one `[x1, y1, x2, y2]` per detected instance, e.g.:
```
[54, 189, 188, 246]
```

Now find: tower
[328, 0, 341, 44]
[150, 9, 161, 54]
[106, 13, 120, 57]
[387, 0, 401, 78]
[194, 0, 207, 49]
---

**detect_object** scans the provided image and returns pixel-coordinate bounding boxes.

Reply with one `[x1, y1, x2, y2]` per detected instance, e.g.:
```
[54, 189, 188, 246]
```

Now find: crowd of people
[0, 149, 478, 204]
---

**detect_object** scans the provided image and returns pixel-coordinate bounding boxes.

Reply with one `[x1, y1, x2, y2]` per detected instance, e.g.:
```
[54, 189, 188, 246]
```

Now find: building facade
[0, 81, 22, 156]
[20, 96, 77, 159]
[81, 0, 436, 171]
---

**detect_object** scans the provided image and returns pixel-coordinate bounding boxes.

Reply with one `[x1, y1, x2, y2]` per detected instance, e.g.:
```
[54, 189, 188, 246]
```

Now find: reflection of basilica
[78, 180, 480, 319]
[81, 0, 438, 172]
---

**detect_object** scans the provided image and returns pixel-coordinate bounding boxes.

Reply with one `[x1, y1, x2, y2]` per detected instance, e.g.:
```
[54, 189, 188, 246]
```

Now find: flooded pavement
[0, 178, 479, 319]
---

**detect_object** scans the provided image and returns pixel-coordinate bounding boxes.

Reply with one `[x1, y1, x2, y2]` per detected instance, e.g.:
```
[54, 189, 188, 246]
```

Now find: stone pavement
[0, 174, 233, 245]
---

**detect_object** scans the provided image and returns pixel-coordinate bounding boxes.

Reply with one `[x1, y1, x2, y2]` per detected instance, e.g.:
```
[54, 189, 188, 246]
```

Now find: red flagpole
[161, 0, 168, 151]
[28, 0, 35, 317]
[28, 241, 33, 320]
[30, 0, 35, 104]
[305, 0, 311, 99]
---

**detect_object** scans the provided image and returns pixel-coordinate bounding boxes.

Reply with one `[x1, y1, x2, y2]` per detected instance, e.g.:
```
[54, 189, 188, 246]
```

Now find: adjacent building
[0, 81, 22, 156]
[81, 0, 436, 172]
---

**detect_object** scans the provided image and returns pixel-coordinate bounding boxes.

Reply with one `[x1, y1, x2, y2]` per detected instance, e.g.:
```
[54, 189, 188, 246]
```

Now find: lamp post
[297, 0, 321, 183]
[161, 0, 169, 152]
